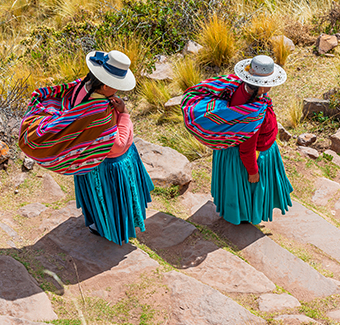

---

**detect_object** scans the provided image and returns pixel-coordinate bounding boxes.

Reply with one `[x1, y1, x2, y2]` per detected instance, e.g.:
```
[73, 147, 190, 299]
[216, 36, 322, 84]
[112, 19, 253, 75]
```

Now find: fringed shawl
[181, 74, 273, 150]
[19, 79, 117, 175]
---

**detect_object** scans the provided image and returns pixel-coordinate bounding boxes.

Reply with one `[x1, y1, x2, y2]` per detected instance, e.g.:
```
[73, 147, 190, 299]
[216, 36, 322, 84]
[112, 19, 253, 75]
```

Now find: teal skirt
[211, 142, 293, 225]
[74, 143, 154, 245]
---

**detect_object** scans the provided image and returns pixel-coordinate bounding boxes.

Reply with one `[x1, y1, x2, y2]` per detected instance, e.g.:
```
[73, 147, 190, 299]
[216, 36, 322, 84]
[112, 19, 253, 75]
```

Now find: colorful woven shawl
[181, 74, 272, 150]
[19, 79, 117, 175]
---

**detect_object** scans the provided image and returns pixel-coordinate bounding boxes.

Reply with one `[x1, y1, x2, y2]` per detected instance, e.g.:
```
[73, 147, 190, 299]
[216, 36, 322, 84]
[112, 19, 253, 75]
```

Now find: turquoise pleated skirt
[74, 143, 154, 245]
[211, 142, 293, 225]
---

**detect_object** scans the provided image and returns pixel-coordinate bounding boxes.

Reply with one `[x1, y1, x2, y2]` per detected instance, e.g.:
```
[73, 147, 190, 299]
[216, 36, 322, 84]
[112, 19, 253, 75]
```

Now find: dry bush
[138, 79, 171, 112]
[317, 1, 340, 34]
[271, 35, 291, 66]
[283, 16, 316, 46]
[197, 14, 236, 67]
[173, 57, 202, 92]
[243, 12, 282, 53]
[288, 98, 303, 128]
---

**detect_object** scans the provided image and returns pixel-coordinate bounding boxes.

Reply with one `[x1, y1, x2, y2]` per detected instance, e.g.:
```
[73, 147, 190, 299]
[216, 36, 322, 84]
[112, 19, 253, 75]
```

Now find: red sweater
[230, 83, 278, 175]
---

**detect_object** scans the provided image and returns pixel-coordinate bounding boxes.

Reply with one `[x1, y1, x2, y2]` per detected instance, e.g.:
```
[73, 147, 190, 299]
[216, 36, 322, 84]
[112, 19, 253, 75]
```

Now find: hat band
[249, 68, 273, 77]
[89, 52, 128, 77]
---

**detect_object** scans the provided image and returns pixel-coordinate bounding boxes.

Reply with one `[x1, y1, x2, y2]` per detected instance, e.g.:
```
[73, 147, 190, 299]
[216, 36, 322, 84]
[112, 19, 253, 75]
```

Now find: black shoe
[89, 226, 100, 236]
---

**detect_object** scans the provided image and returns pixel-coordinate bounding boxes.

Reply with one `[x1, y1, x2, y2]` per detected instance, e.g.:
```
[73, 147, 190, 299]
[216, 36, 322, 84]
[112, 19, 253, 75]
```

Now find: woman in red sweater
[210, 55, 293, 224]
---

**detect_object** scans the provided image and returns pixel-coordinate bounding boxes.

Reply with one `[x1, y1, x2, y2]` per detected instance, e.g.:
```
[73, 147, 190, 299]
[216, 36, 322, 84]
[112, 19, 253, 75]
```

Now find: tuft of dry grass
[197, 14, 236, 67]
[173, 57, 202, 92]
[138, 79, 171, 112]
[288, 98, 303, 128]
[271, 35, 291, 66]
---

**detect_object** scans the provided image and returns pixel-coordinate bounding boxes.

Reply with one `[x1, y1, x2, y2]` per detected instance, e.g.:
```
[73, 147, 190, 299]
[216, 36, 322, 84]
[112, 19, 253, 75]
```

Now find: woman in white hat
[182, 55, 292, 224]
[73, 50, 154, 244]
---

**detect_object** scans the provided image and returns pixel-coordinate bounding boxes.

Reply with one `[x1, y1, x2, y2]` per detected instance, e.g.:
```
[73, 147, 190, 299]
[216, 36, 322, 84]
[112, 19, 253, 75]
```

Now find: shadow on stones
[0, 215, 137, 300]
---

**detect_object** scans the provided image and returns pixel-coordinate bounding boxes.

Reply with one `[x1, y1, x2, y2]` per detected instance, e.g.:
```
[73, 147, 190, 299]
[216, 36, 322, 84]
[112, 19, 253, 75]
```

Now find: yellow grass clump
[173, 57, 202, 92]
[288, 98, 303, 128]
[271, 35, 291, 66]
[138, 79, 171, 112]
[197, 14, 236, 67]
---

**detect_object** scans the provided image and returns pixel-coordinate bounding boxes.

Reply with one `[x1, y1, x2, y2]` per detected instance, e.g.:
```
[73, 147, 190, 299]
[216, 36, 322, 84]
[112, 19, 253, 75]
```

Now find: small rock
[297, 133, 317, 146]
[298, 146, 319, 159]
[155, 55, 167, 63]
[164, 95, 184, 108]
[122, 96, 129, 101]
[330, 131, 340, 154]
[312, 177, 340, 206]
[14, 189, 19, 194]
[42, 174, 65, 201]
[274, 314, 321, 324]
[316, 34, 338, 54]
[271, 35, 295, 52]
[18, 203, 47, 218]
[258, 293, 301, 312]
[23, 158, 35, 170]
[327, 309, 340, 321]
[277, 122, 292, 142]
[302, 98, 332, 118]
[323, 149, 340, 167]
[182, 40, 203, 55]
[144, 61, 173, 81]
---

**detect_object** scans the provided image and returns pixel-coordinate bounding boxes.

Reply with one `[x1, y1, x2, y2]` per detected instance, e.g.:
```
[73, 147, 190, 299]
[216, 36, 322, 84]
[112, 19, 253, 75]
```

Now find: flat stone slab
[274, 314, 321, 324]
[0, 316, 49, 325]
[18, 203, 47, 218]
[138, 210, 196, 249]
[312, 177, 340, 206]
[271, 200, 340, 263]
[258, 293, 301, 312]
[181, 240, 275, 294]
[0, 256, 57, 322]
[180, 192, 214, 216]
[163, 270, 266, 325]
[188, 202, 338, 301]
[327, 309, 340, 320]
[324, 149, 340, 167]
[42, 174, 65, 202]
[189, 199, 221, 225]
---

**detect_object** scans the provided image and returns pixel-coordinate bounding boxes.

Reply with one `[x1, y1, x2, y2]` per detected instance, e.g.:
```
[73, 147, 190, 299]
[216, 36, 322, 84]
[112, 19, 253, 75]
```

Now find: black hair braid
[245, 83, 259, 104]
[71, 74, 91, 107]
[81, 71, 105, 104]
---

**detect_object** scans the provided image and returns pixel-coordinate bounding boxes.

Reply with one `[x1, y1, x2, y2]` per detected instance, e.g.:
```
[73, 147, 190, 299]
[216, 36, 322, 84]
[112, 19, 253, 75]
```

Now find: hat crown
[250, 55, 274, 76]
[107, 50, 131, 71]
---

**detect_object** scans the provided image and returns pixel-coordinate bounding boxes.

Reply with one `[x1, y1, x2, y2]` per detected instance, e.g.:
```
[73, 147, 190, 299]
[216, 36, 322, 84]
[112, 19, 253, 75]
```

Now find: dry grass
[173, 57, 203, 92]
[197, 14, 236, 67]
[271, 35, 291, 67]
[287, 98, 303, 128]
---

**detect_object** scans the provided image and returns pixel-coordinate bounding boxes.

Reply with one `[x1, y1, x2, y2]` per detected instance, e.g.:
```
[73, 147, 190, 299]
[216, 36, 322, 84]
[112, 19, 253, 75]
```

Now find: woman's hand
[248, 172, 259, 183]
[110, 96, 129, 114]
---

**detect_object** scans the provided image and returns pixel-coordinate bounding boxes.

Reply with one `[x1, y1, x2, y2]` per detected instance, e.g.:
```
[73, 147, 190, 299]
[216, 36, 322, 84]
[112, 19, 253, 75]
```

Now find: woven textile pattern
[19, 79, 117, 175]
[181, 74, 272, 150]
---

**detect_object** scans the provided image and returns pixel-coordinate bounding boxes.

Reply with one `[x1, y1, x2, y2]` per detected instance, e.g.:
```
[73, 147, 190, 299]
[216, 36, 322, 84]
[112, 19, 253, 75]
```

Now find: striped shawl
[19, 79, 117, 175]
[181, 74, 272, 150]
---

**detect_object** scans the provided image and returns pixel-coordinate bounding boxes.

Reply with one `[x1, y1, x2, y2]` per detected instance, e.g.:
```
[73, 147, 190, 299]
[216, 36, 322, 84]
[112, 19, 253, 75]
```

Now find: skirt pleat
[74, 143, 154, 245]
[211, 141, 293, 225]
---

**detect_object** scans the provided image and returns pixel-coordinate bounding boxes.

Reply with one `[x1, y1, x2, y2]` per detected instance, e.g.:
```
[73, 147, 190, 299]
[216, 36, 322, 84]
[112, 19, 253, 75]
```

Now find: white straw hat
[234, 55, 287, 87]
[86, 50, 136, 91]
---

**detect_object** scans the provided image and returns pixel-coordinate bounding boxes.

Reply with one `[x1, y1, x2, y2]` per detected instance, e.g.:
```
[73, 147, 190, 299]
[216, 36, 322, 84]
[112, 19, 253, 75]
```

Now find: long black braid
[245, 83, 259, 104]
[71, 71, 105, 107]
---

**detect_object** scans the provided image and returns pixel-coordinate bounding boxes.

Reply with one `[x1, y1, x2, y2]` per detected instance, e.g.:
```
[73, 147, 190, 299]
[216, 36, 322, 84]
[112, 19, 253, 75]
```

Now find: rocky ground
[0, 135, 340, 325]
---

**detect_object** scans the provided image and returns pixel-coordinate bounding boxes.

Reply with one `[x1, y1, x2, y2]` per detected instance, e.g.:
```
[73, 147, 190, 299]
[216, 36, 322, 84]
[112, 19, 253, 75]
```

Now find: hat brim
[234, 59, 287, 87]
[86, 51, 136, 91]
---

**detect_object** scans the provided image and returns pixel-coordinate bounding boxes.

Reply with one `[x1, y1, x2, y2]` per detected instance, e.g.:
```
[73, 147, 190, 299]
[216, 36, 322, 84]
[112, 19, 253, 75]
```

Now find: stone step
[138, 210, 276, 294]
[189, 200, 339, 301]
[163, 270, 266, 325]
[269, 200, 340, 263]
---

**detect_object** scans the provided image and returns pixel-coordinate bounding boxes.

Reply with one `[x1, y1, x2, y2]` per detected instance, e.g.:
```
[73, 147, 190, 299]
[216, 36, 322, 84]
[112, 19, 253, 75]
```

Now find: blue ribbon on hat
[89, 52, 128, 77]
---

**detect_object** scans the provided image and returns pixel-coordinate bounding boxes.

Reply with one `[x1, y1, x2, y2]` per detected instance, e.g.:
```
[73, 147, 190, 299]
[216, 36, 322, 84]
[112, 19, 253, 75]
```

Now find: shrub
[197, 13, 236, 67]
[173, 57, 202, 92]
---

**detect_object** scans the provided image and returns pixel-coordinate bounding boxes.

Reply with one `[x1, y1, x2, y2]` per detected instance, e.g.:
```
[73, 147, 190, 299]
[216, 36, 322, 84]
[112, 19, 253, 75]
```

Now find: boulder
[134, 137, 192, 187]
[0, 256, 57, 322]
[298, 146, 319, 159]
[277, 122, 292, 142]
[258, 293, 301, 312]
[302, 98, 338, 118]
[330, 131, 340, 154]
[182, 40, 203, 55]
[271, 35, 295, 52]
[18, 203, 47, 218]
[297, 133, 317, 146]
[164, 95, 184, 108]
[323, 149, 340, 167]
[316, 34, 338, 54]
